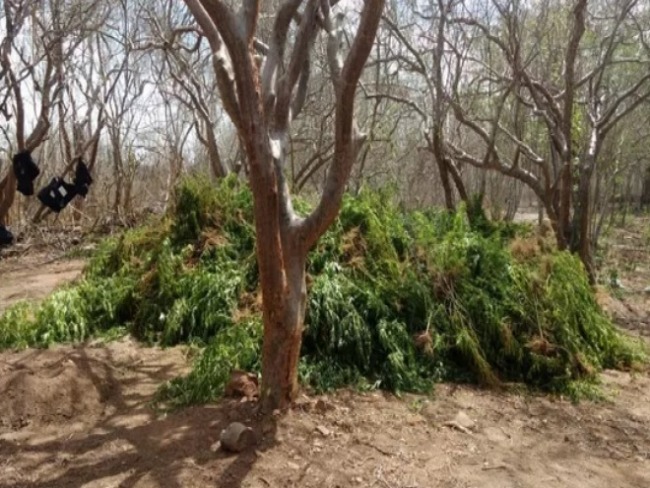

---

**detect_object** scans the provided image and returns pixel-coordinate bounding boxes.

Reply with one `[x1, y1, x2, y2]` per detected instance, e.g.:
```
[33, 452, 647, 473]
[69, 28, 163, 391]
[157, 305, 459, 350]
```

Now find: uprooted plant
[1, 177, 644, 406]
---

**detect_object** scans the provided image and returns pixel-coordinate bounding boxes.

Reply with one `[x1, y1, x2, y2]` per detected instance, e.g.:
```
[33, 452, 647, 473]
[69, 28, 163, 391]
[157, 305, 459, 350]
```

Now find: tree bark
[571, 158, 596, 284]
[436, 154, 455, 211]
[0, 172, 17, 227]
[260, 250, 307, 411]
[447, 159, 468, 204]
[558, 163, 573, 246]
[185, 0, 384, 414]
[641, 166, 650, 209]
[111, 133, 124, 219]
[205, 128, 228, 179]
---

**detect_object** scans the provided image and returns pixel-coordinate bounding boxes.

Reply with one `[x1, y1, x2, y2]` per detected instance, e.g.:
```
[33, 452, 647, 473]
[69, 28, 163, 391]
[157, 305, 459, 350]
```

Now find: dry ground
[0, 228, 649, 488]
[0, 253, 85, 313]
[0, 338, 648, 488]
[597, 215, 650, 337]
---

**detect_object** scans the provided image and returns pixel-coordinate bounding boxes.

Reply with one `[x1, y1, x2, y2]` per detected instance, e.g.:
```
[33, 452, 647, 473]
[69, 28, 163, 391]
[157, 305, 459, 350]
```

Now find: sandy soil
[0, 338, 648, 488]
[0, 254, 86, 313]
[0, 237, 649, 488]
[597, 215, 650, 339]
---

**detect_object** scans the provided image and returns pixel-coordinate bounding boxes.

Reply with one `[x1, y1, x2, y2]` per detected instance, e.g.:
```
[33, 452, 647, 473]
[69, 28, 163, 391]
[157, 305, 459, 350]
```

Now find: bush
[0, 176, 644, 406]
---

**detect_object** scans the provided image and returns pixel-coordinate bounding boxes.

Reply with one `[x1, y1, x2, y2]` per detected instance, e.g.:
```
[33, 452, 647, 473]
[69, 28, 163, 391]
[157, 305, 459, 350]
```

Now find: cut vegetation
[0, 178, 645, 406]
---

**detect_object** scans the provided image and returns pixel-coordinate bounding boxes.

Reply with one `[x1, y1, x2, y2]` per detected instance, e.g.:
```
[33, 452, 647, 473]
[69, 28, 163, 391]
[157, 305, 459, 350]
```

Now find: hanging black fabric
[73, 160, 93, 197]
[12, 151, 40, 196]
[0, 225, 13, 247]
[37, 177, 78, 213]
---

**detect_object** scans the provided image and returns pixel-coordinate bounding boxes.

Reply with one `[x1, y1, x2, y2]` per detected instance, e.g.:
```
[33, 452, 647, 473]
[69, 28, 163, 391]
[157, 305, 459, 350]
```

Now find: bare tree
[182, 0, 384, 410]
[441, 0, 650, 279]
[33, 12, 125, 224]
[0, 0, 105, 227]
[370, 0, 468, 211]
[139, 0, 233, 180]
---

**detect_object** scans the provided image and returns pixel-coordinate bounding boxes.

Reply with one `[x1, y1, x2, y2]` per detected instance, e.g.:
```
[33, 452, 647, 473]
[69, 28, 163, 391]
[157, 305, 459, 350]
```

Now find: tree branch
[302, 0, 385, 248]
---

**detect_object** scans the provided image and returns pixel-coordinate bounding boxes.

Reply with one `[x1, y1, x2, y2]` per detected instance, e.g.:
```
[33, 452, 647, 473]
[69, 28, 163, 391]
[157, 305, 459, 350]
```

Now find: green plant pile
[0, 176, 643, 405]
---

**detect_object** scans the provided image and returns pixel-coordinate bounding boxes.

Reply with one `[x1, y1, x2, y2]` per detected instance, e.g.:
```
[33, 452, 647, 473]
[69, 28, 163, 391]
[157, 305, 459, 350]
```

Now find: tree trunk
[431, 134, 462, 211]
[260, 251, 307, 411]
[436, 155, 455, 211]
[540, 194, 567, 250]
[71, 197, 85, 224]
[164, 155, 181, 212]
[447, 160, 468, 204]
[547, 186, 568, 250]
[0, 172, 17, 227]
[202, 120, 229, 179]
[558, 161, 572, 246]
[183, 0, 384, 414]
[571, 161, 596, 284]
[641, 166, 650, 209]
[111, 135, 124, 219]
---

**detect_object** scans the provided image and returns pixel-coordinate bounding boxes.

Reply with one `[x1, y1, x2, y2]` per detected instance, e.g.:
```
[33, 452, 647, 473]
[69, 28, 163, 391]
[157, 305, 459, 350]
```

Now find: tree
[0, 0, 106, 227]
[182, 0, 384, 411]
[33, 5, 124, 224]
[371, 0, 468, 211]
[442, 0, 650, 280]
[139, 0, 233, 180]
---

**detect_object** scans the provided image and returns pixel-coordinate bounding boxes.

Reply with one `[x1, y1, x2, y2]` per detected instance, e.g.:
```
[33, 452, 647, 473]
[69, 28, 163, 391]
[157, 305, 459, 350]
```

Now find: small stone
[210, 441, 221, 452]
[220, 422, 257, 453]
[287, 461, 300, 470]
[453, 411, 475, 430]
[316, 425, 331, 437]
[443, 411, 475, 434]
[643, 286, 650, 295]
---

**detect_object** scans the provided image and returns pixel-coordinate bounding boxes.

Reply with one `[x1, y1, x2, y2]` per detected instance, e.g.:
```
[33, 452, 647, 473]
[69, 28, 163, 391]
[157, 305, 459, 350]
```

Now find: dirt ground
[0, 339, 648, 488]
[597, 215, 650, 338]
[0, 253, 86, 313]
[1, 231, 649, 488]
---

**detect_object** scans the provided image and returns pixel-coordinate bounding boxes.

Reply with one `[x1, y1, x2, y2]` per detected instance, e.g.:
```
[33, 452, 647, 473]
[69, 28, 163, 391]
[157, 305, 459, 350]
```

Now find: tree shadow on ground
[0, 344, 277, 488]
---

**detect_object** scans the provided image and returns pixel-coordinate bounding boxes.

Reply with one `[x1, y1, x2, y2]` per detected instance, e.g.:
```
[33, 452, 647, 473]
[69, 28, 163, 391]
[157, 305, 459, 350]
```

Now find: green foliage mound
[0, 176, 643, 404]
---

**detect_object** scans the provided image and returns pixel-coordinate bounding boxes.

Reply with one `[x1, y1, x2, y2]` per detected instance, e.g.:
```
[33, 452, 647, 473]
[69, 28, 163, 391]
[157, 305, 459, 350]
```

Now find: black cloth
[73, 160, 93, 197]
[12, 151, 40, 196]
[0, 225, 13, 247]
[37, 177, 78, 213]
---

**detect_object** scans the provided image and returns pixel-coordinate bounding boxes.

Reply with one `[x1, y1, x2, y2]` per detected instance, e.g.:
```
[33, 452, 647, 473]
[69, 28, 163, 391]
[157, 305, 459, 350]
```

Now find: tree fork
[184, 0, 385, 411]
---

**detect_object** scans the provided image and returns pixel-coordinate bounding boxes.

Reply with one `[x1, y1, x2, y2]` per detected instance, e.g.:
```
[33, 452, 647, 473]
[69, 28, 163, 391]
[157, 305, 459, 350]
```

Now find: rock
[444, 410, 476, 434]
[316, 425, 331, 437]
[643, 286, 650, 295]
[454, 411, 475, 430]
[210, 441, 221, 452]
[287, 461, 300, 471]
[219, 422, 257, 452]
[224, 370, 259, 400]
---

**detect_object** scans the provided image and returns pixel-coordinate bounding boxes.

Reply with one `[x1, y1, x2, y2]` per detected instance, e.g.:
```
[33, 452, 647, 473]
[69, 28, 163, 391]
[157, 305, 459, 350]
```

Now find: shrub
[0, 176, 644, 406]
